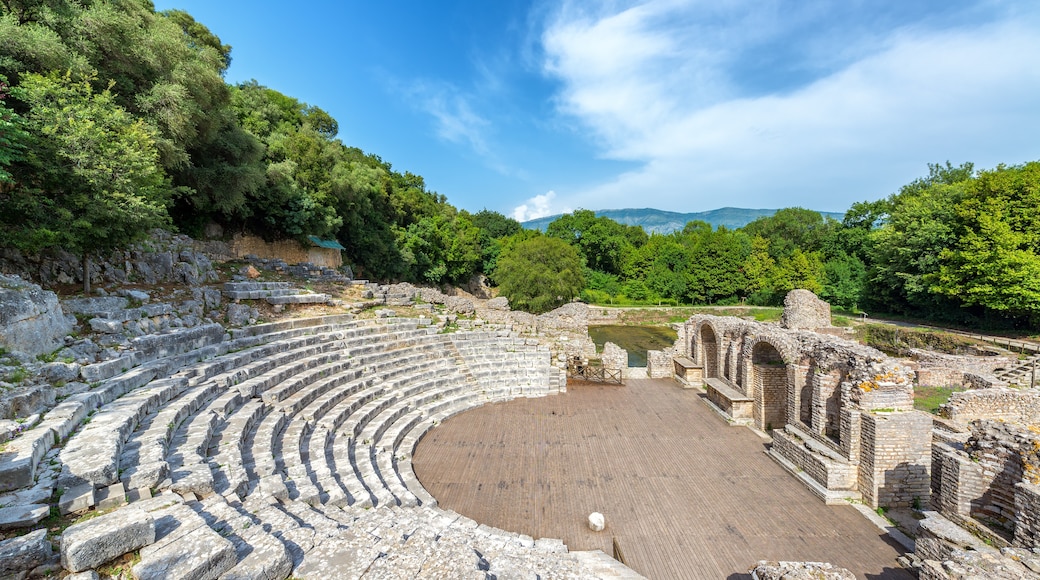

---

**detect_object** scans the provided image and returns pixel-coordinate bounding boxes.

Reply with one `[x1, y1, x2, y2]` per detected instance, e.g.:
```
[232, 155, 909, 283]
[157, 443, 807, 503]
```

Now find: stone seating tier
[8, 315, 635, 577]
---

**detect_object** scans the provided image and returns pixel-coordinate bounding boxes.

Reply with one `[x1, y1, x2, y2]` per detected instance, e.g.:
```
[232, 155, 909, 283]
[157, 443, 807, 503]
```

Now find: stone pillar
[858, 411, 932, 508]
[1014, 482, 1040, 548]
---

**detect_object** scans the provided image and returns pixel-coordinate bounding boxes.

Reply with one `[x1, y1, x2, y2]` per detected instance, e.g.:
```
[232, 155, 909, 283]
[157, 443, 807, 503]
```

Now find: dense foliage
[0, 0, 504, 287]
[537, 161, 1040, 329]
[495, 236, 584, 313]
[2, 3, 1038, 326]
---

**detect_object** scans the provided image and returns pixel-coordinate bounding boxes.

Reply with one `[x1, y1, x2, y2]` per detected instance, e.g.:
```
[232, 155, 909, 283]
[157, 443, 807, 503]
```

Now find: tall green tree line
[0, 0, 504, 288]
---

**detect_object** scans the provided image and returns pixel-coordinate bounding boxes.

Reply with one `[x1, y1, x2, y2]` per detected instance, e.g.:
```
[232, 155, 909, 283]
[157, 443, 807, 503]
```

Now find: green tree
[820, 252, 866, 310]
[495, 235, 584, 313]
[741, 207, 838, 259]
[934, 162, 1040, 323]
[867, 166, 970, 317]
[7, 71, 170, 292]
[0, 75, 27, 182]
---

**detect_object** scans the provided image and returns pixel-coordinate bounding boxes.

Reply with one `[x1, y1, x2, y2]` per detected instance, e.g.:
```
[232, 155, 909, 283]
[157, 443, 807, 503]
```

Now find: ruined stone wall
[228, 234, 342, 268]
[0, 230, 220, 287]
[779, 289, 830, 330]
[810, 370, 841, 438]
[941, 388, 1040, 424]
[910, 349, 1014, 388]
[1014, 481, 1040, 548]
[601, 342, 627, 373]
[858, 411, 932, 508]
[960, 421, 1040, 534]
[932, 443, 986, 517]
[645, 349, 673, 379]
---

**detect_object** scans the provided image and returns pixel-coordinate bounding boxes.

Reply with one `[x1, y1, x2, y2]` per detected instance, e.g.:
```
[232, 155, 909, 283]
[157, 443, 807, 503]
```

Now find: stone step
[266, 294, 330, 305]
[133, 502, 237, 579]
[194, 496, 293, 580]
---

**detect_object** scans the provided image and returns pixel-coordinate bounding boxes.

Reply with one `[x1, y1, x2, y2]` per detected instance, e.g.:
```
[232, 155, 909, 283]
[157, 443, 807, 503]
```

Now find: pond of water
[588, 325, 678, 367]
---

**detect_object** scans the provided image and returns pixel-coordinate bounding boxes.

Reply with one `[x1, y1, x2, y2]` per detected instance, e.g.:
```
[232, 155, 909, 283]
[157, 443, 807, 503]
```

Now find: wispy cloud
[406, 81, 492, 155]
[539, 0, 1040, 212]
[511, 190, 569, 222]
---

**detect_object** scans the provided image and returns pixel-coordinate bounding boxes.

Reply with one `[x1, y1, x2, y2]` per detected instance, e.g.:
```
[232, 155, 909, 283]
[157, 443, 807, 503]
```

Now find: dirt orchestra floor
[412, 378, 913, 580]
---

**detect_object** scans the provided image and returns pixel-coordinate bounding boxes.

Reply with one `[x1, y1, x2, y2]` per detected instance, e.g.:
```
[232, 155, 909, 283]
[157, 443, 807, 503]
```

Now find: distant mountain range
[521, 207, 845, 234]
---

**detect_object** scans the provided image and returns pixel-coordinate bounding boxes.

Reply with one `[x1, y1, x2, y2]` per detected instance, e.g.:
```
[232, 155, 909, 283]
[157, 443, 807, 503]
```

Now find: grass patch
[915, 385, 966, 414]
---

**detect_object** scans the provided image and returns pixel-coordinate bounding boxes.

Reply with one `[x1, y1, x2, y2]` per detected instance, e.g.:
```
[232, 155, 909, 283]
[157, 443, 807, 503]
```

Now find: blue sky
[153, 0, 1040, 221]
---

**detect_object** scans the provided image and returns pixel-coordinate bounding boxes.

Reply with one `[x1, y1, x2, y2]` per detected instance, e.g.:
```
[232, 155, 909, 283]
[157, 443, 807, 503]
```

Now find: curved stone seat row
[13, 314, 641, 578]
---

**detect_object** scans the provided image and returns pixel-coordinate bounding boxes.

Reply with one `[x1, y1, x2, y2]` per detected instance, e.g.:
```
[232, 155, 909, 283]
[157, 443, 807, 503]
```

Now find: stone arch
[745, 338, 792, 432]
[804, 361, 845, 443]
[697, 322, 721, 379]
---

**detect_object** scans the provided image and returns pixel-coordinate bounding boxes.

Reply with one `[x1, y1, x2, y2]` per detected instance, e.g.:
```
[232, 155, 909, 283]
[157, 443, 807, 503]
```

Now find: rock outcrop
[0, 274, 74, 356]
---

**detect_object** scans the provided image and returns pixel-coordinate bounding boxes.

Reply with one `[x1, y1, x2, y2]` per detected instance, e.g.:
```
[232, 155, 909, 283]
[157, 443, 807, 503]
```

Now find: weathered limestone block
[646, 349, 674, 378]
[60, 507, 155, 572]
[133, 503, 236, 580]
[0, 529, 53, 577]
[780, 289, 831, 330]
[486, 296, 509, 310]
[750, 560, 856, 579]
[169, 463, 215, 497]
[0, 428, 54, 491]
[0, 503, 49, 529]
[0, 274, 74, 356]
[444, 295, 475, 315]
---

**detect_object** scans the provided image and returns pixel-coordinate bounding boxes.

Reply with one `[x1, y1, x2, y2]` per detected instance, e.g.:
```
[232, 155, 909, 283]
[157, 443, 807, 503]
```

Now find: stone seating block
[61, 507, 155, 572]
[134, 503, 236, 580]
[704, 378, 754, 421]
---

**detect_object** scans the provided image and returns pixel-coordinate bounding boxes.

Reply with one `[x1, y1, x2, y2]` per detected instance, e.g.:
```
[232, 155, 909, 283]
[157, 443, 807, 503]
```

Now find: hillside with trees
[1, 3, 1038, 328]
[0, 0, 498, 287]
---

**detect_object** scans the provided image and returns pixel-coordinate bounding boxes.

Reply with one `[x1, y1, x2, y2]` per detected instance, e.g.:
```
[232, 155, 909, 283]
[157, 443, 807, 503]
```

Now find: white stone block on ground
[588, 512, 605, 532]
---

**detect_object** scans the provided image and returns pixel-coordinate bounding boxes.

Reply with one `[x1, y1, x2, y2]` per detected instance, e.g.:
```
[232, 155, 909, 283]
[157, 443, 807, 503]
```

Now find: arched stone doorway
[699, 324, 719, 379]
[751, 342, 788, 432]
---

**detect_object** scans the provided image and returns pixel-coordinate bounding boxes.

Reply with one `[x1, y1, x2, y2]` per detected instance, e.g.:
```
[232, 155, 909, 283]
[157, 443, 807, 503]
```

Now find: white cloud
[540, 1, 1040, 212]
[511, 190, 568, 222]
[407, 81, 492, 156]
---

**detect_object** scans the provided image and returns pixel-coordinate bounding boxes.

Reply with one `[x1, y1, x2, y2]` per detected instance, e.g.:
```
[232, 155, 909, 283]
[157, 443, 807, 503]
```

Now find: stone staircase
[994, 353, 1040, 387]
[223, 281, 330, 306]
[1, 315, 638, 578]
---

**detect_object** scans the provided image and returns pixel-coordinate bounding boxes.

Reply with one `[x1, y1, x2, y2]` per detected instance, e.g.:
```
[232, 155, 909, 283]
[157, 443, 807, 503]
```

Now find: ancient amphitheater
[2, 274, 1040, 579]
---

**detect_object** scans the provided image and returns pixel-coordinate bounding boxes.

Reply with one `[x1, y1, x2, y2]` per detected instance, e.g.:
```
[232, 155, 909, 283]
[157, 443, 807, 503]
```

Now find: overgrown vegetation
[915, 386, 965, 415]
[856, 324, 989, 357]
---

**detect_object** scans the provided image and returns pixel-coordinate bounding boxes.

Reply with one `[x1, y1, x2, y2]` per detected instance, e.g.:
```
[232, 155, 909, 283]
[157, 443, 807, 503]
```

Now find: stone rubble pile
[749, 560, 856, 579]
[237, 254, 354, 284]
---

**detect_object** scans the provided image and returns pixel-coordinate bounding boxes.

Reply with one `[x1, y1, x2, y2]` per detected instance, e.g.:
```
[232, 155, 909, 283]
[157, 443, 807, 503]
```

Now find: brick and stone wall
[941, 388, 1040, 423]
[645, 350, 673, 379]
[755, 365, 788, 431]
[1014, 481, 1040, 548]
[909, 348, 1014, 388]
[858, 411, 932, 508]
